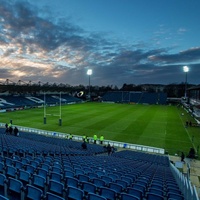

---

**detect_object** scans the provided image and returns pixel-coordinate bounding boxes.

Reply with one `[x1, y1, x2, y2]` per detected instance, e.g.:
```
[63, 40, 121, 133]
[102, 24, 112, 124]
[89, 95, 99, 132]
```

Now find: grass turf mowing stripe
[0, 102, 199, 156]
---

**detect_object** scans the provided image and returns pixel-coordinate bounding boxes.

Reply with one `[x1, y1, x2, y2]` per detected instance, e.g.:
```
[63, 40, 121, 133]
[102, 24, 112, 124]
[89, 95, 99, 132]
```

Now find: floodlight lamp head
[183, 66, 189, 73]
[87, 69, 92, 75]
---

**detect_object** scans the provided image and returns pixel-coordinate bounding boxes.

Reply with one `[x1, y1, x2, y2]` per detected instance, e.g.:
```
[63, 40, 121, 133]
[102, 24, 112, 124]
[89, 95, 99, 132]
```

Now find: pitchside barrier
[0, 122, 165, 154]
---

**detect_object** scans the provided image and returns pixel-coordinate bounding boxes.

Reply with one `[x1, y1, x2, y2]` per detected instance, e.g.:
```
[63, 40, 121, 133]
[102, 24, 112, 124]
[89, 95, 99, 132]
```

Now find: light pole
[183, 66, 189, 98]
[87, 69, 92, 101]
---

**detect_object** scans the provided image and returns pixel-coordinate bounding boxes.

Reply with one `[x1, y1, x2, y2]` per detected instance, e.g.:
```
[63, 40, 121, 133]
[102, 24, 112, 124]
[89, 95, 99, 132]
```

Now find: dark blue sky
[0, 0, 200, 87]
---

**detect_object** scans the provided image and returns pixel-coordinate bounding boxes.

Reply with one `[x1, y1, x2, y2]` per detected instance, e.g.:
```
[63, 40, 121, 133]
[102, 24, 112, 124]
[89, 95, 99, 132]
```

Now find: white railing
[170, 162, 199, 200]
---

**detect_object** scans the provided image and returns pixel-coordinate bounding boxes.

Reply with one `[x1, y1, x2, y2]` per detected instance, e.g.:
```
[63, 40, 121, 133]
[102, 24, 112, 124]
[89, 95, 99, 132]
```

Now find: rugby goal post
[43, 92, 62, 126]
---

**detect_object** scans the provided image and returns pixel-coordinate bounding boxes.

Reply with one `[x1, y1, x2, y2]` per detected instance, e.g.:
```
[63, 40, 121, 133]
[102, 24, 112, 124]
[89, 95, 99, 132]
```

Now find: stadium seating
[0, 94, 82, 109]
[102, 91, 167, 104]
[0, 128, 190, 199]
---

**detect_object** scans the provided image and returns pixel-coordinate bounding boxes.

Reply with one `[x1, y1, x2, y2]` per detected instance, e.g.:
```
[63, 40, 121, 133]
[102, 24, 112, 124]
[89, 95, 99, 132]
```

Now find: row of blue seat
[0, 129, 184, 199]
[102, 92, 167, 104]
[0, 94, 82, 109]
[1, 131, 105, 156]
[0, 153, 184, 199]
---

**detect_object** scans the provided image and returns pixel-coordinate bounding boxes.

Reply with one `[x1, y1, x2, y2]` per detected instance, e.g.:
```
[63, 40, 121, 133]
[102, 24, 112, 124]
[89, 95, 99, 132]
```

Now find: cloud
[148, 47, 200, 64]
[0, 0, 199, 86]
[178, 28, 187, 34]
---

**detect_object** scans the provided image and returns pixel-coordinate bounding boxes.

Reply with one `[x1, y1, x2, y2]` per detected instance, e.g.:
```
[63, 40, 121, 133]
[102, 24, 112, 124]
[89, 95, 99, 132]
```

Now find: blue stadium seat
[78, 174, 89, 183]
[81, 181, 96, 195]
[46, 192, 65, 200]
[4, 158, 13, 166]
[0, 194, 9, 200]
[82, 167, 92, 175]
[65, 176, 79, 188]
[5, 165, 17, 179]
[51, 166, 62, 174]
[146, 192, 164, 200]
[96, 170, 106, 177]
[100, 175, 113, 186]
[121, 193, 140, 200]
[40, 163, 50, 171]
[31, 174, 46, 193]
[127, 187, 143, 199]
[63, 165, 73, 172]
[25, 184, 43, 200]
[25, 164, 36, 174]
[66, 186, 84, 200]
[0, 174, 7, 196]
[37, 168, 49, 181]
[64, 170, 75, 178]
[21, 157, 29, 165]
[99, 187, 116, 200]
[0, 157, 4, 163]
[88, 172, 98, 180]
[167, 192, 184, 200]
[121, 176, 133, 186]
[115, 179, 129, 190]
[167, 186, 182, 194]
[108, 173, 119, 181]
[48, 180, 65, 197]
[92, 178, 106, 189]
[74, 168, 84, 176]
[18, 169, 31, 186]
[30, 160, 40, 168]
[109, 182, 123, 195]
[132, 183, 146, 194]
[148, 188, 164, 197]
[7, 177, 24, 200]
[49, 172, 62, 183]
[88, 192, 107, 200]
[150, 183, 163, 191]
[0, 162, 5, 174]
[14, 161, 23, 170]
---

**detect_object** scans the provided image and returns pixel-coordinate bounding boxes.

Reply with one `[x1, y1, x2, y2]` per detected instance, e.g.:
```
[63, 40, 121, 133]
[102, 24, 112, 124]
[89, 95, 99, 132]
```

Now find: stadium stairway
[170, 155, 200, 197]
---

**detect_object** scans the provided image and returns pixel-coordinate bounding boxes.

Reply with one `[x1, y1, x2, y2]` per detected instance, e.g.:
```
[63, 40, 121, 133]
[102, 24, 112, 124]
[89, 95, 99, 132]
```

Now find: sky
[0, 0, 200, 87]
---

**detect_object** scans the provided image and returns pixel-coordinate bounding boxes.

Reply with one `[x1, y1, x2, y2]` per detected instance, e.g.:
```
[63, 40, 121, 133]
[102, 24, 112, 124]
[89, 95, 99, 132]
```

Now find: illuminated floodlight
[183, 66, 189, 98]
[183, 66, 189, 73]
[87, 69, 92, 75]
[87, 69, 92, 100]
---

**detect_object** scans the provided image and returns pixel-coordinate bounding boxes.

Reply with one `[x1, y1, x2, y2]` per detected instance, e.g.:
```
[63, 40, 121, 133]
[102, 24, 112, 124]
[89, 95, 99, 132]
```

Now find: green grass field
[0, 102, 199, 156]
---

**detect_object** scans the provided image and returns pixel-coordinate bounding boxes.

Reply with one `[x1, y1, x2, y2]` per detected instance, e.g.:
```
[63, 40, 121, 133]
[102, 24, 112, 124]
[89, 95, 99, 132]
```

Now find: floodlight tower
[87, 69, 92, 101]
[183, 66, 189, 98]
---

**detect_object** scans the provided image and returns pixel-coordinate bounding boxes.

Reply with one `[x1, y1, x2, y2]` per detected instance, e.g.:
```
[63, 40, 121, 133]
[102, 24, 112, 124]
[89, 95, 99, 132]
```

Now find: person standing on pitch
[93, 134, 97, 144]
[100, 135, 104, 145]
[68, 134, 73, 140]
